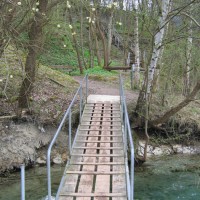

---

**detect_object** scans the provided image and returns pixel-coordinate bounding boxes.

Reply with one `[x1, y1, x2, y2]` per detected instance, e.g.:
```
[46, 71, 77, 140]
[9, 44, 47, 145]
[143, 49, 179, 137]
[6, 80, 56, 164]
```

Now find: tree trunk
[18, 0, 48, 112]
[147, 0, 171, 94]
[107, 10, 114, 65]
[88, 25, 94, 68]
[91, 21, 102, 66]
[151, 80, 200, 126]
[133, 0, 140, 86]
[80, 3, 88, 69]
[183, 5, 193, 96]
[135, 0, 171, 123]
[95, 36, 102, 66]
[96, 14, 108, 68]
[67, 5, 83, 74]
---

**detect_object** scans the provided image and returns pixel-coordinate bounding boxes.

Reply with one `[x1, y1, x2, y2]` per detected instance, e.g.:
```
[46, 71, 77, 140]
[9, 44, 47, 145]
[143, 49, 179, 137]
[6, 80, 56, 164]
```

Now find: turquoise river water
[0, 154, 200, 200]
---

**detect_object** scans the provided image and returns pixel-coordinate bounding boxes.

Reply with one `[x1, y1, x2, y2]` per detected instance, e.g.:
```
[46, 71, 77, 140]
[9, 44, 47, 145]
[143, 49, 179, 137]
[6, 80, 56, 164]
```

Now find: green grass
[85, 66, 118, 76]
[70, 66, 119, 77]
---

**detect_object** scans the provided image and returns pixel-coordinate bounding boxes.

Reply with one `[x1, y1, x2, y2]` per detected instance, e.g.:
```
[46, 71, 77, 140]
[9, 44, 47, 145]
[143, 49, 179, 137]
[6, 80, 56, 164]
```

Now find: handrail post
[47, 150, 51, 200]
[20, 164, 25, 200]
[79, 87, 83, 124]
[69, 109, 72, 155]
[131, 147, 134, 200]
[86, 74, 88, 103]
[124, 119, 127, 151]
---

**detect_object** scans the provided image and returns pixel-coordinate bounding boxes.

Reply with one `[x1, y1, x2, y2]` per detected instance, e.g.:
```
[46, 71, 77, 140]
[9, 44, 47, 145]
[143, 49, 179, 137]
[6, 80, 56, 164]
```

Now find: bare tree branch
[151, 80, 200, 126]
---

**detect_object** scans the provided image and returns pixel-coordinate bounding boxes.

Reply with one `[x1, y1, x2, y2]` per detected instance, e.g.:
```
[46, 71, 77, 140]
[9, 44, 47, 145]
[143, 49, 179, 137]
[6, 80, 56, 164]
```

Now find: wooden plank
[79, 129, 122, 131]
[71, 154, 124, 157]
[59, 157, 82, 200]
[86, 102, 120, 105]
[84, 112, 121, 115]
[113, 120, 127, 200]
[94, 104, 113, 200]
[69, 162, 124, 165]
[82, 116, 121, 118]
[79, 124, 122, 127]
[73, 147, 123, 150]
[76, 104, 102, 200]
[59, 193, 126, 197]
[66, 171, 125, 175]
[75, 140, 123, 143]
[81, 120, 122, 122]
[84, 108, 120, 110]
[77, 134, 122, 137]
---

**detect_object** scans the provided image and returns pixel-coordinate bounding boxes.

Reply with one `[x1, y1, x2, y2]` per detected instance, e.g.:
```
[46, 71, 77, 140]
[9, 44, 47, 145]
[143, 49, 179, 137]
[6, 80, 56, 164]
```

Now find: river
[0, 154, 200, 200]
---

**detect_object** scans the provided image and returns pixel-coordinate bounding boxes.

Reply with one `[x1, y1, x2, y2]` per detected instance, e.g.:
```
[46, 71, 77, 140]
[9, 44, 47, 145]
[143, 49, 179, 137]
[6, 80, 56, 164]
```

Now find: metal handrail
[119, 74, 134, 200]
[20, 164, 25, 200]
[47, 74, 88, 200]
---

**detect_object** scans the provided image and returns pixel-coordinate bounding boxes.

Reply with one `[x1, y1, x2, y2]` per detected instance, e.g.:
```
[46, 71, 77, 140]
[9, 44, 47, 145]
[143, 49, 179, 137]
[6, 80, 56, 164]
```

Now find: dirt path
[73, 75, 138, 104]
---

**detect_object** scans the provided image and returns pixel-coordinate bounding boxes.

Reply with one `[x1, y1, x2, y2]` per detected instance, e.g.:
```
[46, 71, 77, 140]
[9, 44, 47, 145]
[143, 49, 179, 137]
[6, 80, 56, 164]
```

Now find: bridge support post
[20, 164, 25, 200]
[79, 87, 83, 124]
[69, 109, 72, 155]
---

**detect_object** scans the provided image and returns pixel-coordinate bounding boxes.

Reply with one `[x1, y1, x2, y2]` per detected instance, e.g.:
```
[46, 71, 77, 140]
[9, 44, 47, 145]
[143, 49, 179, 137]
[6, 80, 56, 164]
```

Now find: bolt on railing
[47, 74, 88, 200]
[119, 74, 134, 200]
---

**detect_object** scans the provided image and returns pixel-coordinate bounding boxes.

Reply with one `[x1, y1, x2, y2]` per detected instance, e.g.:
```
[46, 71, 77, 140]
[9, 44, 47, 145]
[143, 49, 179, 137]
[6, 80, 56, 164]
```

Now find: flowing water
[135, 154, 200, 200]
[0, 165, 64, 200]
[0, 155, 200, 200]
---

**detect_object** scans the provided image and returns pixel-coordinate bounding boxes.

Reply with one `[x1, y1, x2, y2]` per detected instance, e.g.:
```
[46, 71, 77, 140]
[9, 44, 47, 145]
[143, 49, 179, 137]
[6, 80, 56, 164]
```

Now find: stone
[36, 157, 46, 165]
[53, 154, 63, 164]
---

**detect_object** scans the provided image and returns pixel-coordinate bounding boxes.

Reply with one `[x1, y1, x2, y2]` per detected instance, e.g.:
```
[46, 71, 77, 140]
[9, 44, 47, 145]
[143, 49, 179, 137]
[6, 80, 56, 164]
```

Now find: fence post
[20, 164, 25, 200]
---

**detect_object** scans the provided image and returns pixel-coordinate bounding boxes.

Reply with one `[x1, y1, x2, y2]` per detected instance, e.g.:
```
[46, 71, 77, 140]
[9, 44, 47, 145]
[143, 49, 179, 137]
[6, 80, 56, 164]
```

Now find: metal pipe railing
[20, 164, 25, 200]
[119, 74, 134, 200]
[47, 74, 88, 200]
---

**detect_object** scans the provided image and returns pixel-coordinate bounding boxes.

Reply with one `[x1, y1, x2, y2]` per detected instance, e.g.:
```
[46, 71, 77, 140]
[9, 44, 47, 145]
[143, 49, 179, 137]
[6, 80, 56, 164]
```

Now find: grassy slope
[0, 46, 78, 124]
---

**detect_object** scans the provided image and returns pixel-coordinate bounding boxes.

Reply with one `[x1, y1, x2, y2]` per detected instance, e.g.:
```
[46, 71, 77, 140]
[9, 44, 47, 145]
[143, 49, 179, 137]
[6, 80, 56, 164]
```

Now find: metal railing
[47, 74, 88, 200]
[119, 74, 134, 200]
[21, 164, 25, 200]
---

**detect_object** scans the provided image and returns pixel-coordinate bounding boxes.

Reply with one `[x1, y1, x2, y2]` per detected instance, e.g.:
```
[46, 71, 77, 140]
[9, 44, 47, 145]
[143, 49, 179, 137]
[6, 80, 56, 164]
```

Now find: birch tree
[147, 0, 172, 95]
[183, 4, 193, 96]
[133, 0, 140, 86]
[107, 5, 114, 65]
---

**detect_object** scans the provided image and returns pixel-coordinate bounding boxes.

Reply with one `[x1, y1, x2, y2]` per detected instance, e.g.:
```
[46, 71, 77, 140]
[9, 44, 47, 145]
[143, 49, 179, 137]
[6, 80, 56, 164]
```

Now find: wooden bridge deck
[58, 95, 127, 200]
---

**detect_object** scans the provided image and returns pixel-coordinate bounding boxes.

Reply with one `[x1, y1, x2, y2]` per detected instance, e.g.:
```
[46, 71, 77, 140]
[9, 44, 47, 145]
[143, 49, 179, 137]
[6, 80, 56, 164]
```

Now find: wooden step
[59, 192, 126, 197]
[84, 112, 121, 114]
[82, 116, 121, 118]
[84, 108, 120, 111]
[79, 129, 122, 131]
[69, 162, 124, 165]
[73, 146, 123, 150]
[81, 120, 121, 122]
[71, 154, 124, 157]
[75, 140, 123, 143]
[79, 124, 122, 127]
[86, 103, 120, 105]
[66, 171, 125, 175]
[77, 134, 122, 137]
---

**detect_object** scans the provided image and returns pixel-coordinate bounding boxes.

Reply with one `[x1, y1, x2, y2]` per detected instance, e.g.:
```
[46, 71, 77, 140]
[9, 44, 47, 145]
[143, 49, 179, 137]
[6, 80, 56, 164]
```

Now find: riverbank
[0, 121, 69, 175]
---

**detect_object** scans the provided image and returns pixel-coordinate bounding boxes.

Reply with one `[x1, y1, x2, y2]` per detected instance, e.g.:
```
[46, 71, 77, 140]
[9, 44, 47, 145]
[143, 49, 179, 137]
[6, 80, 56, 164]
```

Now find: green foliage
[85, 66, 118, 76]
[39, 37, 78, 67]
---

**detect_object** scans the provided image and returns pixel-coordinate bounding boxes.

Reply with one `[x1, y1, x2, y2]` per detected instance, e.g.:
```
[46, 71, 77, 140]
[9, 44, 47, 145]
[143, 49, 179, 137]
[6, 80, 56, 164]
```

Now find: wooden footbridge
[47, 75, 134, 200]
